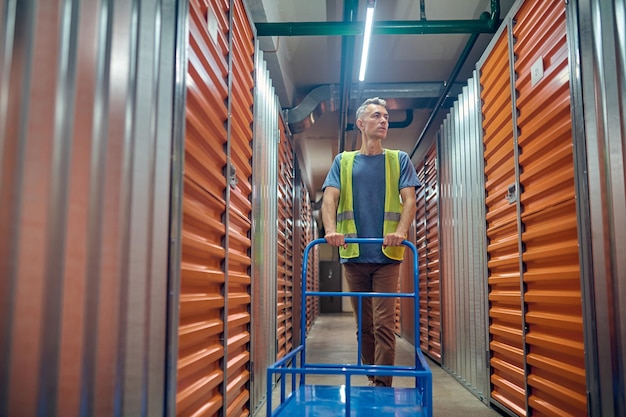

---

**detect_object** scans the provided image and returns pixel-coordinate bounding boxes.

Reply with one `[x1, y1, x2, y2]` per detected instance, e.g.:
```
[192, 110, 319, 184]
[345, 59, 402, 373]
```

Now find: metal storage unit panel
[415, 145, 442, 362]
[289, 163, 305, 347]
[178, 180, 227, 416]
[178, 0, 229, 415]
[513, 0, 587, 415]
[570, 0, 626, 414]
[439, 72, 489, 402]
[276, 117, 295, 360]
[250, 49, 279, 414]
[424, 147, 441, 362]
[276, 156, 289, 359]
[299, 185, 318, 333]
[415, 161, 428, 345]
[479, 27, 525, 415]
[0, 0, 180, 415]
[225, 1, 254, 414]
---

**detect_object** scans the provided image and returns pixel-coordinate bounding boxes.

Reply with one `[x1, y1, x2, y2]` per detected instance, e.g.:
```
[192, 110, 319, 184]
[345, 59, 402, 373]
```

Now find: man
[321, 97, 420, 387]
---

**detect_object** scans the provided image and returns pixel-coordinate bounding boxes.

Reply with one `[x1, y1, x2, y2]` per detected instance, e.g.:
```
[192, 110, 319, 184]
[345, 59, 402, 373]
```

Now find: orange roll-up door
[300, 186, 318, 332]
[481, 28, 525, 416]
[225, 0, 254, 415]
[178, 0, 230, 415]
[277, 119, 295, 360]
[514, 0, 587, 415]
[415, 159, 428, 345]
[178, 0, 256, 415]
[414, 145, 441, 362]
[423, 146, 442, 362]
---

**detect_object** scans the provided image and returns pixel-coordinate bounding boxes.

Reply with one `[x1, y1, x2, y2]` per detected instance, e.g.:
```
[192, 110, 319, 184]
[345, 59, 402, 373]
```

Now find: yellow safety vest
[336, 149, 405, 260]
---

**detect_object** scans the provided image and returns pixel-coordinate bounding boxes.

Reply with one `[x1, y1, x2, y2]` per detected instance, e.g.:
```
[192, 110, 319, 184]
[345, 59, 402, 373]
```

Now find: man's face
[358, 104, 389, 139]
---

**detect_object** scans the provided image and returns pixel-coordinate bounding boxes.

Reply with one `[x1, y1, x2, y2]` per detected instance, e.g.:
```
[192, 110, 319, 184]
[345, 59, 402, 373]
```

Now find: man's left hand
[382, 232, 407, 248]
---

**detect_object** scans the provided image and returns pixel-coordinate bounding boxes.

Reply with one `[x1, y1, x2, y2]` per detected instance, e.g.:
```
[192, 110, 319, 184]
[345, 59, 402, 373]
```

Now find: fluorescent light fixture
[358, 3, 376, 82]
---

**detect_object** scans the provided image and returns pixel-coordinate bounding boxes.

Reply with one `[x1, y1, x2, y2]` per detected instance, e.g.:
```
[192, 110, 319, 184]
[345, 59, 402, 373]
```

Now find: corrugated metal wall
[513, 1, 586, 415]
[301, 186, 318, 333]
[0, 0, 318, 415]
[178, 0, 230, 414]
[250, 49, 279, 413]
[177, 0, 254, 415]
[0, 0, 183, 416]
[414, 145, 442, 362]
[479, 23, 525, 415]
[477, 0, 588, 415]
[438, 71, 490, 403]
[276, 116, 295, 360]
[225, 2, 254, 414]
[290, 161, 306, 347]
[569, 0, 626, 415]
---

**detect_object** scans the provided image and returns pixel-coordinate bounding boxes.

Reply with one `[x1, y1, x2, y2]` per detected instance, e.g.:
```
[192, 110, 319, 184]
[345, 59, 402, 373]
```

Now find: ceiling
[247, 0, 515, 201]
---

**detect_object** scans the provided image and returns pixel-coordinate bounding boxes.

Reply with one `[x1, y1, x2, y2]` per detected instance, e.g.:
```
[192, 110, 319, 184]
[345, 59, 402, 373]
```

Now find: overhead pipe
[256, 0, 501, 37]
[488, 0, 501, 29]
[347, 110, 413, 131]
[283, 82, 463, 134]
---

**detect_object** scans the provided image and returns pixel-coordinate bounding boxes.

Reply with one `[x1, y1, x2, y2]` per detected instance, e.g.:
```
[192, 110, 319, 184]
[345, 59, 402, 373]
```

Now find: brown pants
[343, 262, 400, 387]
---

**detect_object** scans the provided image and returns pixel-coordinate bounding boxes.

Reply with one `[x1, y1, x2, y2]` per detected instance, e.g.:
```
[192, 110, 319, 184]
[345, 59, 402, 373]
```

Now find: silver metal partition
[569, 0, 626, 415]
[250, 48, 279, 413]
[438, 71, 490, 403]
[0, 0, 184, 415]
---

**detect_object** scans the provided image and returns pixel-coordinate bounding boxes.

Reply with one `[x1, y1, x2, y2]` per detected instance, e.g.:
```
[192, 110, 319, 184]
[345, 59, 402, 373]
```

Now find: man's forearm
[395, 202, 416, 236]
[321, 200, 338, 233]
[395, 188, 417, 236]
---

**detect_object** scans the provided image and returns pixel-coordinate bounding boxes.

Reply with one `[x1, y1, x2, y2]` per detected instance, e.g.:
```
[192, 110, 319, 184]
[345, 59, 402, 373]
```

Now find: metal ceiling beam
[256, 19, 495, 36]
[256, 0, 501, 36]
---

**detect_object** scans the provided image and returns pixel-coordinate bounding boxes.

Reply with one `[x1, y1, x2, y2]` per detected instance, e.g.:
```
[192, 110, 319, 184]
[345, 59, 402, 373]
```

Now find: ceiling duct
[283, 82, 464, 134]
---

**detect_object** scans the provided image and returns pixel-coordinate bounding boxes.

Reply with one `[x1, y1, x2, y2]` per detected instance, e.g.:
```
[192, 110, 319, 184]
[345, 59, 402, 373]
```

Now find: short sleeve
[398, 151, 421, 189]
[322, 153, 342, 191]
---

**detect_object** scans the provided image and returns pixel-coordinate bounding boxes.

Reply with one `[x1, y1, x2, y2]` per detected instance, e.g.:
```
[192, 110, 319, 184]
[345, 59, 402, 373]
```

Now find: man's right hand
[324, 232, 347, 248]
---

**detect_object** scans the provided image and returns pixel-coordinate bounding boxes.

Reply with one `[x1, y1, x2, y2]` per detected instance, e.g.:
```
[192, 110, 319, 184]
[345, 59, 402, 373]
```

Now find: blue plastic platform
[272, 385, 425, 417]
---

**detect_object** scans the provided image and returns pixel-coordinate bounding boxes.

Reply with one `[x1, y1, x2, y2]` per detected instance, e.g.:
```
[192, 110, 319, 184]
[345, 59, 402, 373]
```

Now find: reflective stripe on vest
[336, 149, 405, 260]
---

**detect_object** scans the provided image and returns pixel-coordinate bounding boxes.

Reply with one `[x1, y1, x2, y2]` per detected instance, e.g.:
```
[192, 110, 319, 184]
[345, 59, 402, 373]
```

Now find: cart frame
[266, 238, 432, 417]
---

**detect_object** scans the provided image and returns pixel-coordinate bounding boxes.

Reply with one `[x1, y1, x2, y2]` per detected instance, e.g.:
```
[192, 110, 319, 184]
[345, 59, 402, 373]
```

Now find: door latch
[506, 183, 517, 204]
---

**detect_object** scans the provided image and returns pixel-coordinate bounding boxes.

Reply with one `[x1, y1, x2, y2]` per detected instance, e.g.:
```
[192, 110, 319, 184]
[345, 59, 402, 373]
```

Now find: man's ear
[355, 118, 363, 130]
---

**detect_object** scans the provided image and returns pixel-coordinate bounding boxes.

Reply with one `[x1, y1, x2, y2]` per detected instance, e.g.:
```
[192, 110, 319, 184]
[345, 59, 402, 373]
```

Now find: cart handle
[300, 237, 420, 362]
[301, 238, 418, 283]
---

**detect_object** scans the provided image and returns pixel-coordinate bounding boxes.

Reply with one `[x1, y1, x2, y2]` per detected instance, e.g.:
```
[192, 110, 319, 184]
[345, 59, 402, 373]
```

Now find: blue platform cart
[266, 238, 433, 417]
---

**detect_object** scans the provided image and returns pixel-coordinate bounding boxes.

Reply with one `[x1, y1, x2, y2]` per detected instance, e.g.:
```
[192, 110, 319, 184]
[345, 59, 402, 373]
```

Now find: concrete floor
[254, 313, 504, 417]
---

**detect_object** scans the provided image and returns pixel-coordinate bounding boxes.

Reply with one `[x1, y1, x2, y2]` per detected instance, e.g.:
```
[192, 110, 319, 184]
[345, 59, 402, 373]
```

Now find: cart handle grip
[302, 238, 418, 278]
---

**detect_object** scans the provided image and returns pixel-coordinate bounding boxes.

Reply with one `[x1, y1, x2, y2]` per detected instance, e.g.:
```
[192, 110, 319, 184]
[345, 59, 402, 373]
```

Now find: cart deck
[266, 238, 432, 417]
[271, 385, 425, 416]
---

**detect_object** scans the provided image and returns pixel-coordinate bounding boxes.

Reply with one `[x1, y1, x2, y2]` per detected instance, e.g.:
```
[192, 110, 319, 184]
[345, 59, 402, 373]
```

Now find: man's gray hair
[355, 97, 387, 120]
